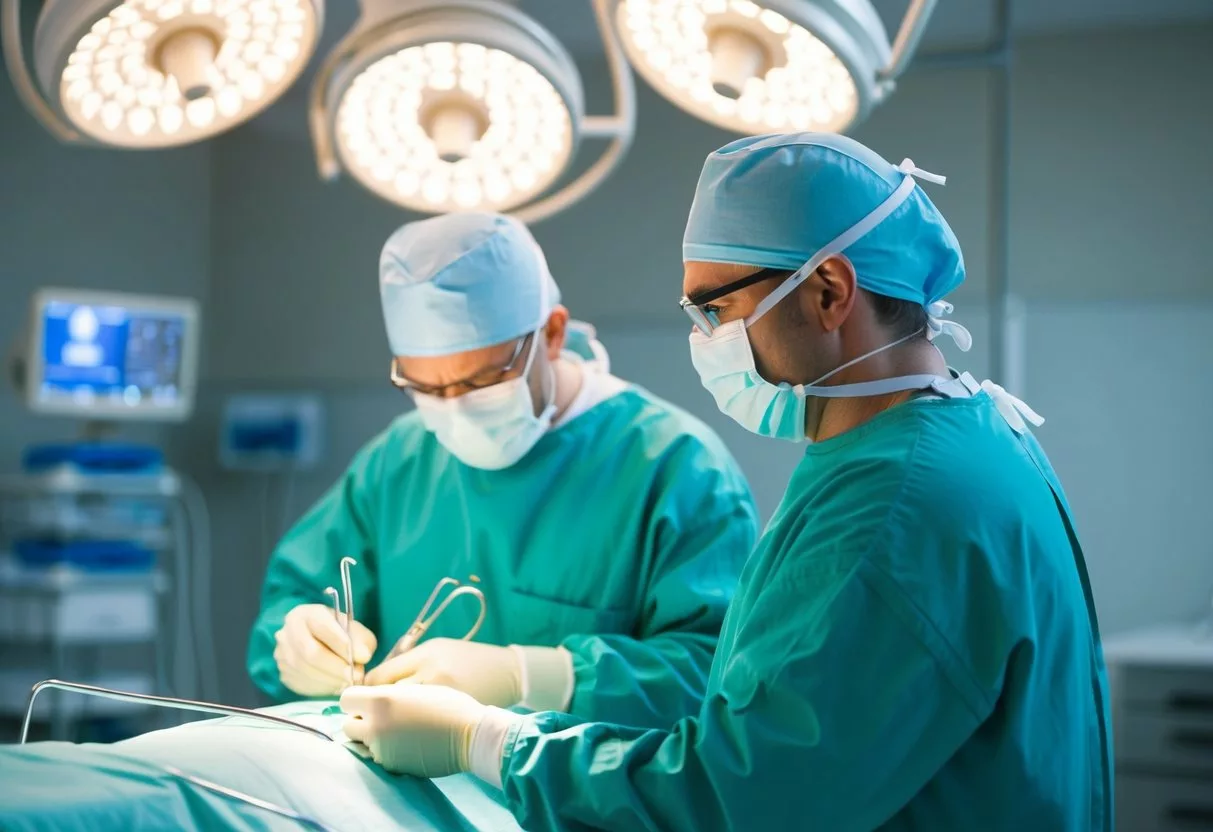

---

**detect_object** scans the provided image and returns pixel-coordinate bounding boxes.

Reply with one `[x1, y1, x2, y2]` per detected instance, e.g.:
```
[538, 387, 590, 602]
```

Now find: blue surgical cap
[379, 212, 561, 357]
[683, 132, 964, 306]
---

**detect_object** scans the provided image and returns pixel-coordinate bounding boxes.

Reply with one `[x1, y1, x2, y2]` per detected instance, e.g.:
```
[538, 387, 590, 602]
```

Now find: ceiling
[247, 0, 1213, 138]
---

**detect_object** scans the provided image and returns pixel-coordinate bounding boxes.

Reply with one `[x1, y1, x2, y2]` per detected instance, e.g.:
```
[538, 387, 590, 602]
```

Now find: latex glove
[274, 603, 377, 697]
[365, 639, 574, 711]
[364, 638, 522, 707]
[340, 684, 488, 778]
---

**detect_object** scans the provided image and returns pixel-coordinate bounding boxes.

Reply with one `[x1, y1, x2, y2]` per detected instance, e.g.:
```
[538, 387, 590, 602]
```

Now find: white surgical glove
[274, 603, 377, 697]
[363, 638, 573, 711]
[340, 684, 488, 778]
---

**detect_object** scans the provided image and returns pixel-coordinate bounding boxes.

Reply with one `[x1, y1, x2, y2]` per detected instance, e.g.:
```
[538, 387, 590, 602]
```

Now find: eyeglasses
[679, 267, 790, 335]
[390, 333, 534, 398]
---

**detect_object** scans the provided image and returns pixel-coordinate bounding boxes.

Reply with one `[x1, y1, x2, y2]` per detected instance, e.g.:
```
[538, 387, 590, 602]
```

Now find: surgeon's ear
[807, 256, 857, 334]
[543, 305, 570, 360]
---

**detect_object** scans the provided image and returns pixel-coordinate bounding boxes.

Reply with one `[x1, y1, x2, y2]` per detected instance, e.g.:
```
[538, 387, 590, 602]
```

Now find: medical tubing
[180, 475, 221, 703]
[170, 499, 199, 701]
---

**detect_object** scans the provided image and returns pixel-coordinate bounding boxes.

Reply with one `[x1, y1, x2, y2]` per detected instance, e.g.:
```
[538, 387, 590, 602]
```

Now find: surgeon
[338, 135, 1114, 831]
[248, 212, 758, 729]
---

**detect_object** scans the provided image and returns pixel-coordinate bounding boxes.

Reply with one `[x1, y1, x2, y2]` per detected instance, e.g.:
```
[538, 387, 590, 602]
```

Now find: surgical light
[605, 0, 936, 134]
[310, 0, 635, 222]
[2, 0, 937, 223]
[5, 0, 323, 147]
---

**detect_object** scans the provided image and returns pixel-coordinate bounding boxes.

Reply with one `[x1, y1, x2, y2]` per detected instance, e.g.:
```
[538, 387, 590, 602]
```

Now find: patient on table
[0, 699, 520, 832]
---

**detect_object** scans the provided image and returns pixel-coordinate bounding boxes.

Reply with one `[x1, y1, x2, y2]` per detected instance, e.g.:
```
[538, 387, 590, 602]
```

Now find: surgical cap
[379, 212, 561, 357]
[683, 132, 964, 306]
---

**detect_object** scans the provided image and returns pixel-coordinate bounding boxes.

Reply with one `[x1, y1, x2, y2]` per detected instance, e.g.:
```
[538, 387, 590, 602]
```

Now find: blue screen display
[38, 301, 186, 409]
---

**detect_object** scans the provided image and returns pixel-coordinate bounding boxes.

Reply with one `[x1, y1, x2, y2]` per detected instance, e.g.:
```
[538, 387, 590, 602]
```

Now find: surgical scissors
[387, 577, 487, 660]
[323, 556, 358, 688]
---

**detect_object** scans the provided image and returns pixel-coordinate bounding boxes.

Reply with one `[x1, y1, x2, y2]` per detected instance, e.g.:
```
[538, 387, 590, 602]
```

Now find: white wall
[0, 62, 213, 713]
[1027, 303, 1213, 631]
[0, 67, 213, 464]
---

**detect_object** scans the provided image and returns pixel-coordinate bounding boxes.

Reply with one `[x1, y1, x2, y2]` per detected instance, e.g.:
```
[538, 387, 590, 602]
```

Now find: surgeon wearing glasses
[336, 135, 1112, 832]
[247, 212, 758, 729]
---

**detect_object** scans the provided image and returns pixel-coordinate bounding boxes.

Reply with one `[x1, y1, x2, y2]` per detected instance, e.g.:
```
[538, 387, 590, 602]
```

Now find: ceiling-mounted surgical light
[311, 0, 636, 223]
[2, 0, 323, 147]
[605, 0, 936, 134]
[2, 0, 938, 223]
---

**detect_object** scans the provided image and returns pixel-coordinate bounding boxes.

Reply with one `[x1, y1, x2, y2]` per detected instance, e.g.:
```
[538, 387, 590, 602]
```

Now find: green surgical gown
[499, 392, 1115, 831]
[247, 387, 758, 729]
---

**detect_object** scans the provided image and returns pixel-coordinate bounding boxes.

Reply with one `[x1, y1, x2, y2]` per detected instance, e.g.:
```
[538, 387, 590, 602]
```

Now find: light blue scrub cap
[379, 212, 561, 357]
[683, 132, 964, 306]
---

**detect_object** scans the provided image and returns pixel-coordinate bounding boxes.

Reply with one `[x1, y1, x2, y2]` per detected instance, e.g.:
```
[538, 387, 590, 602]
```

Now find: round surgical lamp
[310, 0, 636, 222]
[606, 0, 937, 134]
[2, 0, 323, 147]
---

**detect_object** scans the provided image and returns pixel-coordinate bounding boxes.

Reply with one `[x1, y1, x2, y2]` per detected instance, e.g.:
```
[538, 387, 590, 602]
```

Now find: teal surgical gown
[498, 391, 1115, 830]
[247, 386, 758, 729]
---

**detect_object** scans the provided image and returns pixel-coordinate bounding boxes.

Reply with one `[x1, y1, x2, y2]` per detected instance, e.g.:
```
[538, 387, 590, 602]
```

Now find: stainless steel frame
[20, 680, 337, 745]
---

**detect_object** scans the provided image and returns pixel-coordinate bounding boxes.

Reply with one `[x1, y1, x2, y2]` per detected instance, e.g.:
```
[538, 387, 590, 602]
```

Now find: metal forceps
[323, 556, 358, 688]
[387, 577, 487, 660]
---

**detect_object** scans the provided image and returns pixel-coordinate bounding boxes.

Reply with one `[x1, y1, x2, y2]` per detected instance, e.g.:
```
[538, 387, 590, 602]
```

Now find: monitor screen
[28, 290, 199, 421]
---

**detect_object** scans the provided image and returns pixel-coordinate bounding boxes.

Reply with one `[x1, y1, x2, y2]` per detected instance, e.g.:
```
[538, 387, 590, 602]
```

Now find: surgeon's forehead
[395, 336, 519, 385]
[682, 261, 763, 300]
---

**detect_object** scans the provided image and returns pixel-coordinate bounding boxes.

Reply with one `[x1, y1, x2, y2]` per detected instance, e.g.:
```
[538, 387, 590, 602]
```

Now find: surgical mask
[688, 160, 972, 443]
[411, 330, 556, 469]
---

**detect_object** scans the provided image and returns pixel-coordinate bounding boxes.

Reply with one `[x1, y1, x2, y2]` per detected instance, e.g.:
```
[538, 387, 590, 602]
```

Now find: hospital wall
[0, 74, 213, 469]
[1, 23, 1211, 709]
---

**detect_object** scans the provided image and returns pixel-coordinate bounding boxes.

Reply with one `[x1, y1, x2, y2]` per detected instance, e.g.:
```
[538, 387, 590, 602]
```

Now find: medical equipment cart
[0, 464, 183, 741]
[1104, 624, 1213, 831]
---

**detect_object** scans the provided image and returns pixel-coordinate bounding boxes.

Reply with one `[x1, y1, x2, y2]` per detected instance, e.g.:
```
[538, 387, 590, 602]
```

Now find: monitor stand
[79, 420, 120, 443]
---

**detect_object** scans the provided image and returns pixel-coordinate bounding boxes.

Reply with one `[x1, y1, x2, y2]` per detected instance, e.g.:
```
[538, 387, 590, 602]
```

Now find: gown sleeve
[502, 555, 994, 831]
[246, 439, 384, 702]
[558, 433, 758, 728]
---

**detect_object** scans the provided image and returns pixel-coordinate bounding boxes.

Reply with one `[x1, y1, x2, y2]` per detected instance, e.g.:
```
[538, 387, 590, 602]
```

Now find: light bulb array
[618, 0, 859, 132]
[334, 41, 574, 213]
[11, 0, 933, 219]
[54, 0, 316, 146]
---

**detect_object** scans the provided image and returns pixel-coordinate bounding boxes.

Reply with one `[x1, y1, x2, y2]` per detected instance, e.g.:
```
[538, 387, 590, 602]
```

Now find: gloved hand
[363, 638, 522, 707]
[364, 639, 574, 711]
[340, 684, 488, 777]
[274, 603, 377, 697]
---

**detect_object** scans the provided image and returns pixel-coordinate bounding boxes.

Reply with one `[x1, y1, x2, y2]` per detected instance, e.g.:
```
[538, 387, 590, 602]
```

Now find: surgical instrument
[323, 555, 358, 687]
[387, 577, 488, 660]
[19, 680, 337, 745]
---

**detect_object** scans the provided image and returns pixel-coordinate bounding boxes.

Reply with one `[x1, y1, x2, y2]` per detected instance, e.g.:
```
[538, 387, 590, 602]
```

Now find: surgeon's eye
[408, 383, 444, 397]
[464, 374, 507, 390]
[702, 304, 723, 322]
